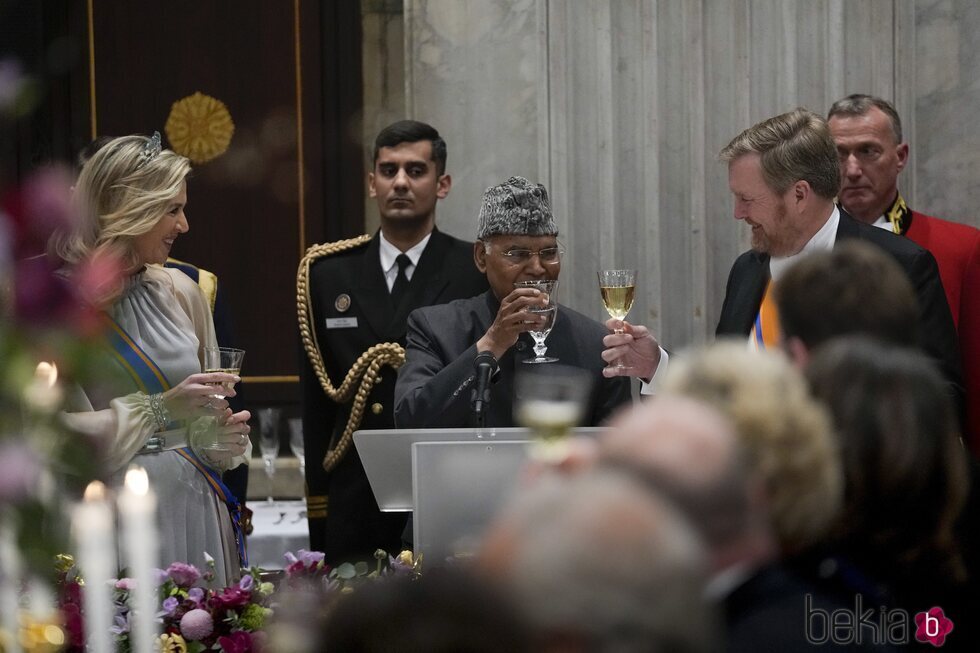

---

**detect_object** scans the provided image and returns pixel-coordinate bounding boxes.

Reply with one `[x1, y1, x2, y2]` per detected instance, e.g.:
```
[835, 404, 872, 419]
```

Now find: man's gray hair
[491, 470, 716, 653]
[827, 93, 903, 144]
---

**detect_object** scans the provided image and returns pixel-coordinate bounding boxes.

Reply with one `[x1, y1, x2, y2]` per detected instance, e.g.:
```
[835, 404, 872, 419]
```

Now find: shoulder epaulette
[300, 234, 372, 268]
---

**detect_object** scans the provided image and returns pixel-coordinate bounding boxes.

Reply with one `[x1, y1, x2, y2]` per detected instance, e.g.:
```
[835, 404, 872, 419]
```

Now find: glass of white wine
[204, 346, 245, 396]
[514, 279, 559, 364]
[598, 270, 637, 370]
[515, 365, 592, 462]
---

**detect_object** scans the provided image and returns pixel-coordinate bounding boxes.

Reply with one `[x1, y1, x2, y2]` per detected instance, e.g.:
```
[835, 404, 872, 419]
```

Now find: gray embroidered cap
[477, 176, 558, 240]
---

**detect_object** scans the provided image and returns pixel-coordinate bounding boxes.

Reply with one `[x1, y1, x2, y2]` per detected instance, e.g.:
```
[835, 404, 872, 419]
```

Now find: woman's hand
[191, 410, 252, 468]
[161, 372, 239, 420]
[208, 410, 252, 460]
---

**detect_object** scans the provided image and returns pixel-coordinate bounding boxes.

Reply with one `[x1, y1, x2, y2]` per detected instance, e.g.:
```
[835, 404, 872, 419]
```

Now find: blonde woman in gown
[51, 134, 251, 584]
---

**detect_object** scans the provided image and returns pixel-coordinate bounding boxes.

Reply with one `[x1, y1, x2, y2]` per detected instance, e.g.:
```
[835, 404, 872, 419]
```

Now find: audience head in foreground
[658, 343, 842, 555]
[317, 570, 533, 653]
[805, 337, 968, 592]
[481, 468, 715, 653]
[775, 240, 919, 366]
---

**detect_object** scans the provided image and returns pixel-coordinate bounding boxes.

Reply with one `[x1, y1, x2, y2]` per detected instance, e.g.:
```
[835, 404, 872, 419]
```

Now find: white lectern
[353, 427, 609, 564]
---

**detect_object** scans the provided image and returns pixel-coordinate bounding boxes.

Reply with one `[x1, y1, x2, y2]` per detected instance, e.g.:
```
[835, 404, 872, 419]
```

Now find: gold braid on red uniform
[296, 235, 406, 472]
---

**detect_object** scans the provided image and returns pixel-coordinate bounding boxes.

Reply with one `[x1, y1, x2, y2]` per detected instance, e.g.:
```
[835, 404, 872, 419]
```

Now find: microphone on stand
[471, 351, 498, 427]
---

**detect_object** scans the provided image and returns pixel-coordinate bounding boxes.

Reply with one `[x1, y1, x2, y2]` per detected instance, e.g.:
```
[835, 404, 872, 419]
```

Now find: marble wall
[397, 0, 979, 348]
[914, 0, 980, 222]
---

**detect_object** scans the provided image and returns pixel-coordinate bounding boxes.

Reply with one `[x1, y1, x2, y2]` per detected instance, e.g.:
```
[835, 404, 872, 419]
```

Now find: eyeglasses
[491, 245, 565, 265]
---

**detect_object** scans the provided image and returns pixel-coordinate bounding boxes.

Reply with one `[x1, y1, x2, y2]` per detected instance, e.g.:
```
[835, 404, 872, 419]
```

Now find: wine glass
[288, 418, 305, 478]
[514, 365, 592, 461]
[256, 407, 281, 505]
[597, 270, 637, 370]
[514, 279, 559, 364]
[204, 346, 245, 397]
[197, 346, 245, 453]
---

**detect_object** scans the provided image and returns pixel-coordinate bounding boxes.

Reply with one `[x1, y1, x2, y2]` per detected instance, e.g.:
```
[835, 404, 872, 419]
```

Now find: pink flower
[114, 578, 136, 591]
[210, 587, 251, 611]
[166, 562, 201, 588]
[217, 630, 254, 653]
[179, 609, 214, 641]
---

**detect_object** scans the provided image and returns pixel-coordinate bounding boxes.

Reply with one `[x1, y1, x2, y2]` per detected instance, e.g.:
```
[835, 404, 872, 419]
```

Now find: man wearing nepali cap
[394, 176, 631, 428]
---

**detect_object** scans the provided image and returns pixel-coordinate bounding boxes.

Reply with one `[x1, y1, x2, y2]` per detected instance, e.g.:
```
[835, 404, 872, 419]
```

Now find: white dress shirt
[379, 231, 431, 291]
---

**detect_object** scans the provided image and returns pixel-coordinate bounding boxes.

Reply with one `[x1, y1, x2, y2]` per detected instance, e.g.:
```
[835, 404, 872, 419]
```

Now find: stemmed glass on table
[256, 407, 281, 506]
[288, 418, 305, 478]
[514, 279, 559, 364]
[597, 270, 637, 370]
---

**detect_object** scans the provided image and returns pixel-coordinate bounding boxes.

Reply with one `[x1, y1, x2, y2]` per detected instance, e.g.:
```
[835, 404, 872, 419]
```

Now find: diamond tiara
[135, 131, 162, 169]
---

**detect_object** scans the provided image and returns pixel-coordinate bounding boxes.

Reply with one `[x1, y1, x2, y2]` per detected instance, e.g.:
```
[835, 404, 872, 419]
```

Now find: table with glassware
[246, 499, 309, 569]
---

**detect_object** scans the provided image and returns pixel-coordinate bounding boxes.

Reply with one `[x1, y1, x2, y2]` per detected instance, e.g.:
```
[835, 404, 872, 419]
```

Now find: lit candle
[23, 362, 62, 413]
[0, 521, 23, 653]
[117, 467, 159, 653]
[73, 481, 116, 653]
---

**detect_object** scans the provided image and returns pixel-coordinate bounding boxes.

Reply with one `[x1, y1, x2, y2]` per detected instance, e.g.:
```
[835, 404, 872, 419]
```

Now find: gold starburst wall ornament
[164, 92, 235, 164]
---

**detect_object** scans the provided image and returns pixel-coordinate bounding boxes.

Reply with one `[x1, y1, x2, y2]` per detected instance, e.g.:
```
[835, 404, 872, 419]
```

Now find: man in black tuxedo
[299, 121, 488, 564]
[601, 108, 962, 406]
[394, 176, 630, 429]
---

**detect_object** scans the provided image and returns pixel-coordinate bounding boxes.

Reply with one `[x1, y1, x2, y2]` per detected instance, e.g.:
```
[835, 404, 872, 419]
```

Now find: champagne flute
[288, 418, 305, 478]
[514, 279, 559, 364]
[257, 407, 281, 506]
[598, 270, 637, 370]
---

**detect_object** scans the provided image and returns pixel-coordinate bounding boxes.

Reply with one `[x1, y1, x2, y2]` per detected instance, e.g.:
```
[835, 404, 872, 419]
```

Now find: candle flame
[124, 467, 149, 496]
[34, 361, 58, 387]
[83, 481, 106, 502]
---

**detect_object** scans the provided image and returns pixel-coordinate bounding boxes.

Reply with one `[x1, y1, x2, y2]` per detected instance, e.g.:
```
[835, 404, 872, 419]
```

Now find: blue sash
[101, 314, 248, 567]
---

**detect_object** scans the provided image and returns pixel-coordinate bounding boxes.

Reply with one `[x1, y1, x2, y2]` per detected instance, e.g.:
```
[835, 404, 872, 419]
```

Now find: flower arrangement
[53, 548, 422, 652]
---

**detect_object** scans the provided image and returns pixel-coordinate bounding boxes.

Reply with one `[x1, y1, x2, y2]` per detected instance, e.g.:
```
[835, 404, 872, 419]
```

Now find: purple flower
[109, 613, 130, 636]
[153, 568, 170, 586]
[217, 630, 253, 653]
[297, 549, 325, 566]
[179, 608, 214, 641]
[0, 442, 40, 501]
[238, 574, 254, 591]
[166, 562, 201, 588]
[161, 596, 179, 616]
[187, 587, 205, 607]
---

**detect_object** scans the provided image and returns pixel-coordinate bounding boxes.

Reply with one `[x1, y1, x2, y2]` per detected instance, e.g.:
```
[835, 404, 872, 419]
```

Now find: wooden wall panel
[86, 0, 362, 405]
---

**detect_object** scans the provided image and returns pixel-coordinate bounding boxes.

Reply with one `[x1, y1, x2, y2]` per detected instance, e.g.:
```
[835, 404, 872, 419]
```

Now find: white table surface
[246, 500, 310, 569]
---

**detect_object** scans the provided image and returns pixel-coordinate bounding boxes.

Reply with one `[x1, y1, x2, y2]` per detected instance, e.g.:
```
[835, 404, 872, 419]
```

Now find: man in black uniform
[298, 121, 488, 564]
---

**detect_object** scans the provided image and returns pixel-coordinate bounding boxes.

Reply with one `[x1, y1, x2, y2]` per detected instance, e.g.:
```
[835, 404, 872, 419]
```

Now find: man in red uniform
[828, 94, 980, 452]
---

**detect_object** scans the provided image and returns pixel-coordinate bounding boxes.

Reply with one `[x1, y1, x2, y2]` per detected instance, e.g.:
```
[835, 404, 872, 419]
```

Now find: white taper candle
[73, 481, 116, 653]
[117, 467, 159, 653]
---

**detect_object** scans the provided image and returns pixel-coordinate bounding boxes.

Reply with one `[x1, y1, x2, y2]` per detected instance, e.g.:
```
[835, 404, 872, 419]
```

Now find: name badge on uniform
[326, 317, 358, 329]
